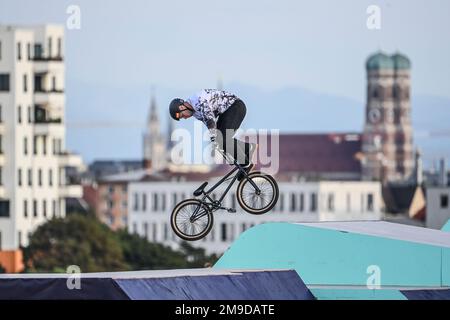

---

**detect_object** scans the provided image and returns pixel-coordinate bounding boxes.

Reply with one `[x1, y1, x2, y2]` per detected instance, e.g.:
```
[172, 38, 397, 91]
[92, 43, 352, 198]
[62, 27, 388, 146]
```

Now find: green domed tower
[362, 51, 414, 183]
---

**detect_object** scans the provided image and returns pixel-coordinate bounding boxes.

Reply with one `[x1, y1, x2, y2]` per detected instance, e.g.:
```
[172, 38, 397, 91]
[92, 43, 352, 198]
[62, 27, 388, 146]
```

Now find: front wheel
[236, 171, 279, 214]
[170, 199, 213, 241]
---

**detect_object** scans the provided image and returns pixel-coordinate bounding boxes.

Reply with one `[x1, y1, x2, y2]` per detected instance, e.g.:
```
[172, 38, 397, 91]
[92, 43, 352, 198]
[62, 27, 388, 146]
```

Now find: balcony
[34, 119, 64, 136]
[34, 90, 64, 107]
[32, 55, 63, 62]
[33, 56, 64, 75]
[59, 152, 83, 169]
[59, 184, 83, 198]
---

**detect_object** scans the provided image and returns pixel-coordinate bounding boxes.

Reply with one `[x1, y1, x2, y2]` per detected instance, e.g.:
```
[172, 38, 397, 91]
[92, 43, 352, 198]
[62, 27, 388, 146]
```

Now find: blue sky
[1, 0, 450, 164]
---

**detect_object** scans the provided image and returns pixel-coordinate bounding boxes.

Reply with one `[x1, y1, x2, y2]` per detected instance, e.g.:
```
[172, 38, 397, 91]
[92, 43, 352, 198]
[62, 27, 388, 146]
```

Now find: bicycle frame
[190, 148, 261, 221]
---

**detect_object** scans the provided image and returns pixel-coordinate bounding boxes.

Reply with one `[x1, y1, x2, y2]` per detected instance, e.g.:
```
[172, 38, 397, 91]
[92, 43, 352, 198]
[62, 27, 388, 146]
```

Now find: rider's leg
[216, 100, 251, 166]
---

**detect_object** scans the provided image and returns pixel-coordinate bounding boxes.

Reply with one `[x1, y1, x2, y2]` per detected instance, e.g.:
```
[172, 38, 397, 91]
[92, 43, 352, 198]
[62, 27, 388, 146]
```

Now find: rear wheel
[170, 199, 213, 241]
[236, 171, 279, 214]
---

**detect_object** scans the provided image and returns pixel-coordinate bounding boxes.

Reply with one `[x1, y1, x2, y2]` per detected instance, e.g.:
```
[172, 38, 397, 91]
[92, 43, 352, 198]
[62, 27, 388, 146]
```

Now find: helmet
[169, 98, 184, 121]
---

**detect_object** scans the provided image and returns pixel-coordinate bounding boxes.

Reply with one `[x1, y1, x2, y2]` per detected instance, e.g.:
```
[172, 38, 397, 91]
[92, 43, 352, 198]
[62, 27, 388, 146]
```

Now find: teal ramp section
[442, 219, 450, 232]
[214, 221, 450, 296]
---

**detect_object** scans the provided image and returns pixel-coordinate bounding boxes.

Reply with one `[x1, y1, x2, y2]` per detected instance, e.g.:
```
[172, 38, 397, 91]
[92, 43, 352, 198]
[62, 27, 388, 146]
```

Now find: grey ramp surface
[298, 221, 450, 248]
[116, 270, 314, 300]
[0, 269, 314, 300]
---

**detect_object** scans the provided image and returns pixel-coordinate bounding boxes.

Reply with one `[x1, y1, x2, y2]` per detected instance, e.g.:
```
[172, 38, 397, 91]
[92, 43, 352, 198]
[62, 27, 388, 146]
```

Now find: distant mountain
[64, 80, 450, 166]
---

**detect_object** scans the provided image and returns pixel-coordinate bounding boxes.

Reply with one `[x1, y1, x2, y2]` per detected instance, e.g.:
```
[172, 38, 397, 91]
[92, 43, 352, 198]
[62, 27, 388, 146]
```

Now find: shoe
[237, 163, 254, 182]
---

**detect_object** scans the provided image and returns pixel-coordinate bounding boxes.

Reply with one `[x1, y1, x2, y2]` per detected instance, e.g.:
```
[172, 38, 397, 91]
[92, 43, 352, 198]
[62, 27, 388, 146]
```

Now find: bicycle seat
[193, 182, 208, 196]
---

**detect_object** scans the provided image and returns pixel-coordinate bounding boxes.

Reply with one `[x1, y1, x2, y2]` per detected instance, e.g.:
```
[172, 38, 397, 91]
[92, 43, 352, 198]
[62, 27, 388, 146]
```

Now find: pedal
[227, 208, 236, 213]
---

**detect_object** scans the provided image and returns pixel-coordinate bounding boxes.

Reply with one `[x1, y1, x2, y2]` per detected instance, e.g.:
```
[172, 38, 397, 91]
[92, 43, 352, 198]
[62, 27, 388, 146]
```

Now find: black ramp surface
[115, 270, 314, 300]
[0, 278, 129, 300]
[401, 289, 450, 300]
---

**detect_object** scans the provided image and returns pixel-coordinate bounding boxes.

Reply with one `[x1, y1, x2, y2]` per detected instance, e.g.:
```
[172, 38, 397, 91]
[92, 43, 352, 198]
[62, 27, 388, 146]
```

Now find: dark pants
[216, 99, 251, 165]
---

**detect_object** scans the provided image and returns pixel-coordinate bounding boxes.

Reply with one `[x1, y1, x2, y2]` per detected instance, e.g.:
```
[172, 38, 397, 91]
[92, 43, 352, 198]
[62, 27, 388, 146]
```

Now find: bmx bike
[170, 144, 279, 241]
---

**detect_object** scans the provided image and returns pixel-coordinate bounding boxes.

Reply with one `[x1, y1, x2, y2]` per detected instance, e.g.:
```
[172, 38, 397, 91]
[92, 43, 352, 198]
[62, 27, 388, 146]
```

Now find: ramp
[214, 221, 450, 299]
[0, 269, 314, 300]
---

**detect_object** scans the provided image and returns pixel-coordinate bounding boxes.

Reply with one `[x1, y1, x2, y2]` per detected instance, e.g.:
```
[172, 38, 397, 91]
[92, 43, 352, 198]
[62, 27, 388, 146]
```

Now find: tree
[23, 213, 220, 273]
[178, 241, 219, 268]
[116, 230, 187, 270]
[23, 214, 128, 273]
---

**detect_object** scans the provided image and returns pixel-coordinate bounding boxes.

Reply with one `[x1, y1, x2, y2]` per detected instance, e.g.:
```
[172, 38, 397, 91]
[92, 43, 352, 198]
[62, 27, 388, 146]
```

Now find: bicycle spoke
[241, 176, 275, 210]
[174, 202, 211, 237]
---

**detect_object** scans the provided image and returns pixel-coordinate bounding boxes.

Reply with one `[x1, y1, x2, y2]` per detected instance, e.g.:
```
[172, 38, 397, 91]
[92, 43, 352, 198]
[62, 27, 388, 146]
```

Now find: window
[33, 200, 37, 217]
[43, 136, 47, 155]
[133, 223, 137, 234]
[52, 200, 56, 217]
[172, 193, 177, 206]
[24, 137, 28, 155]
[298, 193, 303, 212]
[441, 195, 449, 209]
[27, 43, 31, 60]
[152, 193, 158, 211]
[18, 105, 22, 123]
[33, 136, 37, 154]
[290, 193, 297, 212]
[43, 200, 47, 217]
[108, 185, 114, 194]
[17, 42, 21, 60]
[163, 223, 168, 241]
[346, 193, 351, 212]
[57, 38, 62, 57]
[143, 222, 148, 239]
[28, 106, 32, 123]
[34, 44, 43, 59]
[230, 192, 236, 209]
[367, 193, 374, 212]
[49, 169, 53, 186]
[0, 105, 2, 122]
[152, 223, 157, 242]
[23, 74, 27, 92]
[18, 231, 22, 247]
[24, 200, 28, 218]
[18, 169, 22, 186]
[133, 193, 138, 211]
[122, 201, 127, 209]
[0, 200, 9, 217]
[0, 135, 2, 153]
[0, 41, 2, 60]
[0, 74, 10, 91]
[310, 193, 317, 212]
[48, 37, 52, 58]
[221, 223, 227, 242]
[328, 193, 335, 212]
[142, 193, 147, 211]
[28, 168, 32, 186]
[0, 167, 2, 185]
[52, 76, 56, 91]
[38, 169, 42, 186]
[161, 194, 166, 211]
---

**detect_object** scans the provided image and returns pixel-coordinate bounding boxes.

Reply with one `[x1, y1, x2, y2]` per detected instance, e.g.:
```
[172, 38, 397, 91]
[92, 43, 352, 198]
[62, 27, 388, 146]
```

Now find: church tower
[143, 93, 166, 171]
[362, 52, 414, 183]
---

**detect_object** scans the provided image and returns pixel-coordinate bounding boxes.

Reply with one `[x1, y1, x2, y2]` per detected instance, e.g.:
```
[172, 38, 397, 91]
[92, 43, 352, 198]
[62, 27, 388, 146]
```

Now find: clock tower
[362, 52, 414, 183]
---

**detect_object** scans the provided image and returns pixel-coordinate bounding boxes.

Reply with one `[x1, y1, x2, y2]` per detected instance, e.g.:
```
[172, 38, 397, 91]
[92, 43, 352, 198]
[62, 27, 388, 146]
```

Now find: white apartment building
[426, 187, 450, 229]
[0, 24, 82, 251]
[128, 177, 382, 254]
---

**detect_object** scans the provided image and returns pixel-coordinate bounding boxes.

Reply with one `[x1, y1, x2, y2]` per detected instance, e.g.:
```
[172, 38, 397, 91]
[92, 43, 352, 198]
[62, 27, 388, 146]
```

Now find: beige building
[0, 24, 83, 270]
